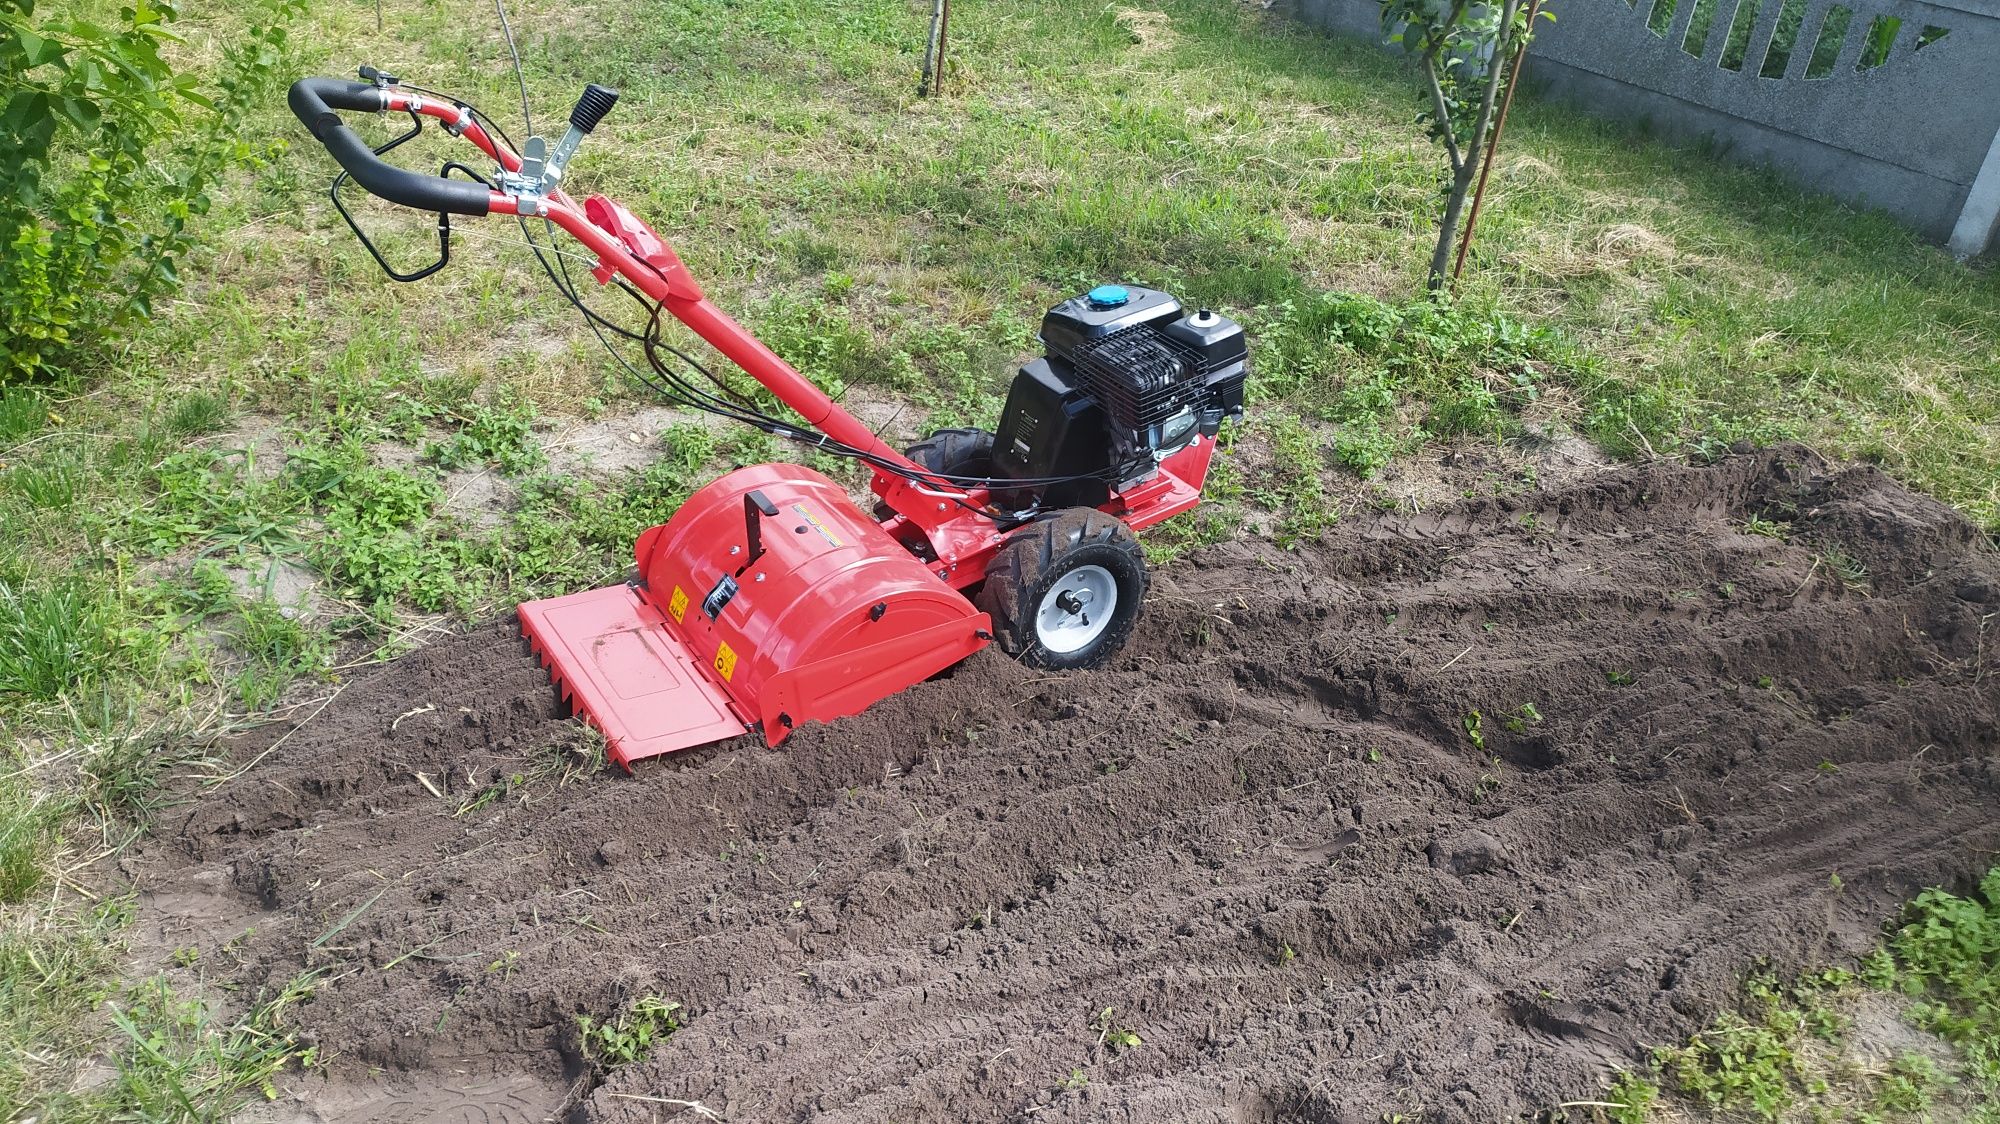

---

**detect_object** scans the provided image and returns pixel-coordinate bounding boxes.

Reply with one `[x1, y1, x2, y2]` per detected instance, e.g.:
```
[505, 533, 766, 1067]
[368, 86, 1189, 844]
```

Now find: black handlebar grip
[287, 77, 493, 217]
[569, 83, 619, 134]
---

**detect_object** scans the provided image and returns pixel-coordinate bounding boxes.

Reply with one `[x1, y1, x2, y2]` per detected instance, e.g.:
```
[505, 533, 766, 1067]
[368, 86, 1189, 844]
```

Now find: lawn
[0, 0, 1996, 1118]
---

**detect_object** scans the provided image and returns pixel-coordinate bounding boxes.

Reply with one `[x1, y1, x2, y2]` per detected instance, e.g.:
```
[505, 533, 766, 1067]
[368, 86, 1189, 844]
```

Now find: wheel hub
[1035, 564, 1118, 654]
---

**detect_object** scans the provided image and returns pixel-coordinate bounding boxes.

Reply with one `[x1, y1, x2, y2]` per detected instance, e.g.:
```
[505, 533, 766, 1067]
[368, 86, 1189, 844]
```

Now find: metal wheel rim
[1035, 564, 1117, 654]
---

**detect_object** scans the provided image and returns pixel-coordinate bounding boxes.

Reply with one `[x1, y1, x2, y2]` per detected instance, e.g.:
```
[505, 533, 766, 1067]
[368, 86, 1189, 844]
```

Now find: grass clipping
[1114, 8, 1176, 53]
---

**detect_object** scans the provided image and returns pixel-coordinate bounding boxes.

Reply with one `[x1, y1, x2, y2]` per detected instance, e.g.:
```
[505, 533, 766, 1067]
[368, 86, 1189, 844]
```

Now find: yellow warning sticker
[713, 641, 738, 681]
[791, 503, 843, 548]
[668, 585, 688, 623]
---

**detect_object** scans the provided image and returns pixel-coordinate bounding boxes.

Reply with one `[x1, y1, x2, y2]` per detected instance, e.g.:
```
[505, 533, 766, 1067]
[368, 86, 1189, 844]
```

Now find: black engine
[992, 285, 1247, 508]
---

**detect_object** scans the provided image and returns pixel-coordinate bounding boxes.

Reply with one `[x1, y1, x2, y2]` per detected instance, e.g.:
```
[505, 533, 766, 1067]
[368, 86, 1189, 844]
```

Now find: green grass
[1597, 869, 2000, 1123]
[0, 573, 123, 703]
[0, 773, 69, 903]
[1, 0, 1997, 1117]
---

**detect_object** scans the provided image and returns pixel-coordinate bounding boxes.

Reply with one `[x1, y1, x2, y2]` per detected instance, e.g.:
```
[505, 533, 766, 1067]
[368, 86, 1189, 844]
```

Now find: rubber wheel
[977, 508, 1147, 670]
[878, 427, 999, 523]
[905, 427, 994, 480]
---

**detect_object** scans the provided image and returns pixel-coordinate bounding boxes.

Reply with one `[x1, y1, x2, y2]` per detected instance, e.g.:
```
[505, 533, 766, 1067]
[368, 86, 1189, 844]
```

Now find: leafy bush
[0, 0, 301, 384]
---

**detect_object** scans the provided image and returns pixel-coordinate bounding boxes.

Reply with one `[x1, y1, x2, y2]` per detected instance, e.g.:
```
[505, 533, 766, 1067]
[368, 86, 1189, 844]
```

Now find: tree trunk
[1427, 163, 1478, 290]
[1423, 0, 1523, 292]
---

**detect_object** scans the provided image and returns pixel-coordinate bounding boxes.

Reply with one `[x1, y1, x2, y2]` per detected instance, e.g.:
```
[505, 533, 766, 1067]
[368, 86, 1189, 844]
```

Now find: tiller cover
[521, 463, 990, 769]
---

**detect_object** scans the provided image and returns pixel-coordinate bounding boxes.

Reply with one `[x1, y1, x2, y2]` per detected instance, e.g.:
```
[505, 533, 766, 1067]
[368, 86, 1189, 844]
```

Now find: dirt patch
[125, 446, 2000, 1122]
[541, 406, 701, 479]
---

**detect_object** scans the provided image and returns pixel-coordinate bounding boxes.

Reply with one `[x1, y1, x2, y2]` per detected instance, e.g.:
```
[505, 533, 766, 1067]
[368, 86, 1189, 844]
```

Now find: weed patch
[1874, 868, 2000, 1086]
[0, 572, 123, 703]
[578, 995, 683, 1067]
[1251, 291, 1567, 478]
[1600, 868, 2000, 1122]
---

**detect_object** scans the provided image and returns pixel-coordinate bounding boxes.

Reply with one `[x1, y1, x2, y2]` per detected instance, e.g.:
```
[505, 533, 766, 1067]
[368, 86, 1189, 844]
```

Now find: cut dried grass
[1114, 8, 1177, 53]
[1596, 222, 1678, 264]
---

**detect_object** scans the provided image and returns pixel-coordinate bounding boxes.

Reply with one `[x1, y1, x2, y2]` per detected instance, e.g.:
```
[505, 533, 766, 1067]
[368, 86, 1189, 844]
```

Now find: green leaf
[54, 95, 101, 131]
[16, 28, 66, 66]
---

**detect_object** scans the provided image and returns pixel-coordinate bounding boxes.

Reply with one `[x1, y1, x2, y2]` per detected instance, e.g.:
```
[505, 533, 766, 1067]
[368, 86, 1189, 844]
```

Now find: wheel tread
[976, 508, 1147, 669]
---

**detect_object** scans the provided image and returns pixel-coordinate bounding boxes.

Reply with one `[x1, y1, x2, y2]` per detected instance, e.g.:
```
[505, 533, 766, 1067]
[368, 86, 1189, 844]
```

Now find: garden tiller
[290, 73, 1249, 769]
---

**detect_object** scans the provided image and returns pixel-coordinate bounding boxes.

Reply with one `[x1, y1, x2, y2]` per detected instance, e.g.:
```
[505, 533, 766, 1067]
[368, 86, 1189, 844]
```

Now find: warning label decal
[791, 503, 843, 548]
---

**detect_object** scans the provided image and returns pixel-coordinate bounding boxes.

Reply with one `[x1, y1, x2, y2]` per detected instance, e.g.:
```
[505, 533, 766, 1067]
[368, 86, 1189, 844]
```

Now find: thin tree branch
[1457, 0, 1521, 180]
[1420, 55, 1464, 172]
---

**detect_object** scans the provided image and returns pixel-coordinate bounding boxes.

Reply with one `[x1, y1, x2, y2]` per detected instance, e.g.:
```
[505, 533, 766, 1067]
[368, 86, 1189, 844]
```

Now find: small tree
[0, 0, 300, 384]
[1382, 0, 1544, 290]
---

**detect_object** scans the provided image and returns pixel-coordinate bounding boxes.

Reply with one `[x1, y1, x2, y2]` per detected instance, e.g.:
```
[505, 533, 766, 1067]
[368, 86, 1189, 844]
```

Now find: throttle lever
[570, 83, 619, 133]
[516, 82, 621, 197]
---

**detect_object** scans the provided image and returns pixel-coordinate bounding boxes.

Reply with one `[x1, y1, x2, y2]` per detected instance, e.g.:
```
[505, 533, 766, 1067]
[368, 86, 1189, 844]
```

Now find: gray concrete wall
[1281, 0, 2000, 257]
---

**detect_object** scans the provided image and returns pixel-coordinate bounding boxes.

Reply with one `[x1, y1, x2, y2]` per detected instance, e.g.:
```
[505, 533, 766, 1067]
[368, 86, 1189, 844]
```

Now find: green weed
[578, 995, 683, 1067]
[426, 400, 545, 475]
[1093, 1006, 1143, 1050]
[1609, 871, 2000, 1120]
[1502, 702, 1542, 734]
[0, 899, 127, 1111]
[127, 449, 298, 558]
[1820, 549, 1871, 595]
[101, 971, 320, 1120]
[0, 572, 121, 703]
[69, 694, 211, 819]
[0, 388, 47, 442]
[227, 601, 329, 712]
[1878, 869, 2000, 1086]
[1876, 1052, 1950, 1114]
[1657, 1011, 1799, 1118]
[1600, 1071, 1658, 1124]
[1251, 291, 1562, 469]
[1742, 514, 1790, 539]
[1247, 413, 1339, 545]
[166, 392, 234, 440]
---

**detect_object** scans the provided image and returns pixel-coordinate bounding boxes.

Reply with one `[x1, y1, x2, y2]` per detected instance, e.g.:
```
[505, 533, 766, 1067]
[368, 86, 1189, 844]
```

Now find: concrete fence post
[1949, 124, 2000, 258]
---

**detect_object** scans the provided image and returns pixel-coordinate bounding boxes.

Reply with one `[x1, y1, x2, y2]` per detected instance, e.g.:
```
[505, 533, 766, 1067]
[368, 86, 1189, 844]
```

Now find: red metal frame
[354, 84, 1222, 766]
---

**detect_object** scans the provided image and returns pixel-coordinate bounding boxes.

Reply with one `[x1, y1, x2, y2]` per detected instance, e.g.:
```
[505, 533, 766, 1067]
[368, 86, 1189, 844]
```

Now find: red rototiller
[290, 72, 1248, 769]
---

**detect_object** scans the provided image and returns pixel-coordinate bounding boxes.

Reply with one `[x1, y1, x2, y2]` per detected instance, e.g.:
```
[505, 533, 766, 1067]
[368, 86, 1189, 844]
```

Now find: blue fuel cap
[1086, 284, 1130, 310]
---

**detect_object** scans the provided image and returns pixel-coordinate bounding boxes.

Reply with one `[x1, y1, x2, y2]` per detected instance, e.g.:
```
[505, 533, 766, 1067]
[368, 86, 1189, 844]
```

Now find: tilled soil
[129, 445, 2000, 1123]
